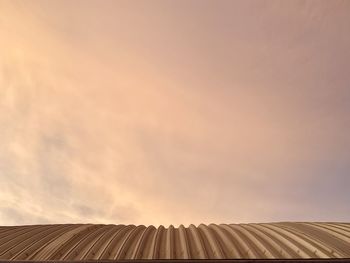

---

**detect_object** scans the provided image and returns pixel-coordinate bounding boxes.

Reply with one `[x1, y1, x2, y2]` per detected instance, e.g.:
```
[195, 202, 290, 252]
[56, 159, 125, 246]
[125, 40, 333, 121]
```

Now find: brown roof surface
[0, 222, 349, 260]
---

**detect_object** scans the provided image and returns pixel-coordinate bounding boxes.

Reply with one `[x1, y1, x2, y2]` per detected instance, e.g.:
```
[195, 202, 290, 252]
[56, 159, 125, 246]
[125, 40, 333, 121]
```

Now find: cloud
[0, 0, 349, 226]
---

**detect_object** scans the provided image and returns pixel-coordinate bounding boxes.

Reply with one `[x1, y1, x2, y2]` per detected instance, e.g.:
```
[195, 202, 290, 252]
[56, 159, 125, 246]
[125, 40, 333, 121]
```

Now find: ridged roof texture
[0, 223, 349, 260]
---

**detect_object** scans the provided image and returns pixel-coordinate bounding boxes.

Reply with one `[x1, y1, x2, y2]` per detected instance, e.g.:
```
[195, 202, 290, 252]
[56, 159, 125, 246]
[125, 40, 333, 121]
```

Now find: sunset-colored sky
[0, 0, 349, 226]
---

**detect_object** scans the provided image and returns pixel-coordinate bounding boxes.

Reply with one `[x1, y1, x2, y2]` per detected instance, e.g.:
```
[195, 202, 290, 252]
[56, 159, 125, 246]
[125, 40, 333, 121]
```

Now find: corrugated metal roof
[0, 223, 349, 260]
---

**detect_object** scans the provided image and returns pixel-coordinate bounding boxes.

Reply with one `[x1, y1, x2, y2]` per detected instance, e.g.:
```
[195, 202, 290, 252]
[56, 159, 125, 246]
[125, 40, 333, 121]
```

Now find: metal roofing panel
[0, 223, 349, 260]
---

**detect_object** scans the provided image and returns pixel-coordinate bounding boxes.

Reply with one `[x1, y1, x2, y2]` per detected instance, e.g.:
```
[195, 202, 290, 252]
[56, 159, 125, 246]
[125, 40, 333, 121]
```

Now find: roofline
[1, 259, 350, 263]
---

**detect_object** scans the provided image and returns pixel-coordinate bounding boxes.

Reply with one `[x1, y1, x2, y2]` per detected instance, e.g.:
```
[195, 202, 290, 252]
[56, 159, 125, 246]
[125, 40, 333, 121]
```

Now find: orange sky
[0, 0, 349, 226]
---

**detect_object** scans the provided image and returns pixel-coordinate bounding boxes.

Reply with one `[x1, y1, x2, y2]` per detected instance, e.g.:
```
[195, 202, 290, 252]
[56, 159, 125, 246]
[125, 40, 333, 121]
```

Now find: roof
[0, 222, 349, 261]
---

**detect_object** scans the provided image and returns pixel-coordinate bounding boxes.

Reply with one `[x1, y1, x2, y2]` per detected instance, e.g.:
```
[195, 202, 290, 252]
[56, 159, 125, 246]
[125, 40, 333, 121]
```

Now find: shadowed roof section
[0, 223, 349, 261]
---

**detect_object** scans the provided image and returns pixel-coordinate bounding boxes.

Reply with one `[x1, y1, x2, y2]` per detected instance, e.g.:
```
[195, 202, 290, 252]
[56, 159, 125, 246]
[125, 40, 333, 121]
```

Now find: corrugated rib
[0, 222, 349, 260]
[90, 224, 125, 259]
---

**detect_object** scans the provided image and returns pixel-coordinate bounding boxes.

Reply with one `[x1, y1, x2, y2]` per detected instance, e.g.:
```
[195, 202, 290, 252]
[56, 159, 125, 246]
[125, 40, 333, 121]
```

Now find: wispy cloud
[0, 0, 349, 226]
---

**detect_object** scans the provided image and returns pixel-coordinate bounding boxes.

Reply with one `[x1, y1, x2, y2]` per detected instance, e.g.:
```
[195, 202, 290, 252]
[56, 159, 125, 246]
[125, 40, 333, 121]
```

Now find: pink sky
[0, 0, 349, 226]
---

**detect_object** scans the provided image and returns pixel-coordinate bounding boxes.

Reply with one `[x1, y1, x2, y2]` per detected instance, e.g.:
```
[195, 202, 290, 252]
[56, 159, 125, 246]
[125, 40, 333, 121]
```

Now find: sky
[0, 0, 349, 227]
